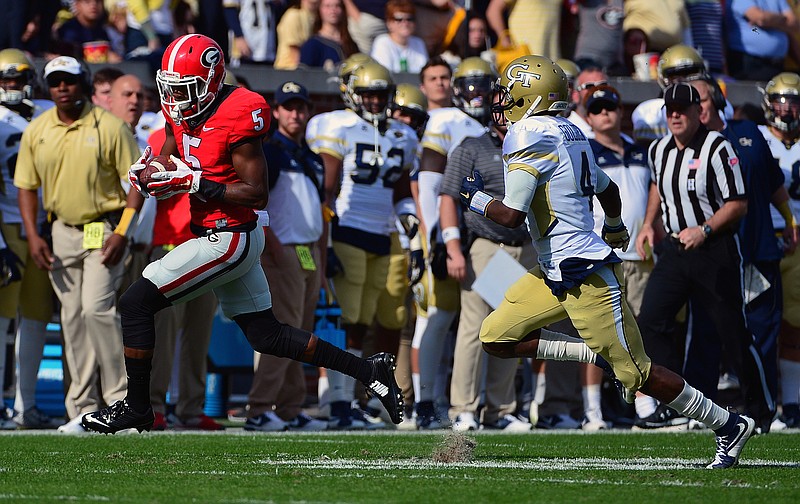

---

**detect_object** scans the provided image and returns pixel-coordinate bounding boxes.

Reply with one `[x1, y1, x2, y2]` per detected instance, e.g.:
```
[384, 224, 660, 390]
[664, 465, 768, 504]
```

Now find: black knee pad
[234, 309, 311, 360]
[119, 278, 172, 349]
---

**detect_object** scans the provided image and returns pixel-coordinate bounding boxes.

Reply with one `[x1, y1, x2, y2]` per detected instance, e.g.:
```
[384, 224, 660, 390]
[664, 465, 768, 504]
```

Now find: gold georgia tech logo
[505, 62, 541, 88]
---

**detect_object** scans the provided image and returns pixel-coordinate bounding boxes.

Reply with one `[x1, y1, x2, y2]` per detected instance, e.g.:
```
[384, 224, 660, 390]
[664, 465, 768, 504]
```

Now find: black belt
[54, 209, 124, 231]
[477, 235, 527, 248]
[190, 220, 258, 236]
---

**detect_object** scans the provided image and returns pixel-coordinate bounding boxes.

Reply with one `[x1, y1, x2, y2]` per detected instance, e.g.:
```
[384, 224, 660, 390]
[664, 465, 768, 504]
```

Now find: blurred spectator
[55, 0, 123, 63]
[726, 0, 799, 81]
[412, 0, 465, 58]
[91, 66, 124, 110]
[226, 0, 286, 64]
[14, 56, 142, 433]
[106, 2, 128, 59]
[623, 0, 689, 75]
[299, 0, 357, 70]
[370, 0, 428, 73]
[573, 0, 625, 76]
[124, 0, 176, 73]
[1, 0, 60, 56]
[486, 0, 562, 61]
[566, 65, 609, 138]
[244, 81, 327, 432]
[343, 0, 387, 54]
[440, 13, 491, 69]
[274, 0, 319, 70]
[684, 0, 726, 75]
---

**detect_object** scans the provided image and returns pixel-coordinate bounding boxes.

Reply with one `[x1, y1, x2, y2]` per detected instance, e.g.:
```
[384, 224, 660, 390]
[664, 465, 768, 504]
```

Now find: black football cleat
[364, 352, 404, 424]
[82, 399, 155, 434]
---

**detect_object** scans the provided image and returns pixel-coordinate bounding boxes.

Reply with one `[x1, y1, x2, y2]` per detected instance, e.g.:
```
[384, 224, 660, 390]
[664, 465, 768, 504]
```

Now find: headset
[77, 59, 93, 96]
[705, 77, 726, 111]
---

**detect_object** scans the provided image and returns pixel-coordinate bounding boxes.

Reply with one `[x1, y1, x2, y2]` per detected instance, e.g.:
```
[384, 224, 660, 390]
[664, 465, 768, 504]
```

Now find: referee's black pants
[637, 233, 775, 429]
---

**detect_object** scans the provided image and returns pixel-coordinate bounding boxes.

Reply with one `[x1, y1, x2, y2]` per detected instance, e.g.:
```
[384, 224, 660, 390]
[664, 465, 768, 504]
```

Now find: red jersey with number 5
[167, 85, 270, 230]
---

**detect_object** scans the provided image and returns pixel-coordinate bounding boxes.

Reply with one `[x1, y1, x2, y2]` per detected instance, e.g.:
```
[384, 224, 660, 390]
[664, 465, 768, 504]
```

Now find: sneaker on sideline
[327, 401, 365, 430]
[13, 406, 59, 429]
[633, 403, 689, 429]
[536, 413, 581, 430]
[352, 407, 386, 430]
[244, 411, 288, 432]
[287, 412, 327, 431]
[152, 412, 169, 431]
[707, 415, 755, 469]
[59, 414, 88, 434]
[483, 414, 532, 432]
[581, 417, 611, 431]
[174, 414, 225, 431]
[0, 408, 16, 430]
[452, 412, 478, 432]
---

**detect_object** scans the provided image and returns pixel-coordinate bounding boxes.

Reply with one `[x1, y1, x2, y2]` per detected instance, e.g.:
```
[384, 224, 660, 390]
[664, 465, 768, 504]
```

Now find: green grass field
[1, 429, 798, 503]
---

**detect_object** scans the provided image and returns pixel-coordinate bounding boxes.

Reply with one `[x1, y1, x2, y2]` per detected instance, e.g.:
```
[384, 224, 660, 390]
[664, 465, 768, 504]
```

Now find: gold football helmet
[762, 72, 800, 132]
[555, 58, 579, 83]
[338, 53, 375, 110]
[392, 83, 428, 136]
[493, 54, 569, 125]
[0, 49, 36, 105]
[452, 57, 497, 124]
[348, 61, 394, 123]
[657, 44, 708, 89]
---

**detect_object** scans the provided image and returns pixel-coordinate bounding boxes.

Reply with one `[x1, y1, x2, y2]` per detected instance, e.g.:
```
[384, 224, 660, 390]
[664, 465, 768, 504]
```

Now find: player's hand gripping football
[148, 155, 202, 200]
[128, 145, 152, 197]
[602, 220, 630, 250]
[460, 170, 494, 216]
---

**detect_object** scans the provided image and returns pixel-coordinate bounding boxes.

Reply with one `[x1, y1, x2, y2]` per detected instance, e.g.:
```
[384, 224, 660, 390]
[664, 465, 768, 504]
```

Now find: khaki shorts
[332, 240, 390, 326]
[480, 262, 652, 391]
[375, 232, 409, 330]
[411, 232, 460, 316]
[781, 249, 800, 327]
[0, 222, 54, 321]
[622, 258, 654, 318]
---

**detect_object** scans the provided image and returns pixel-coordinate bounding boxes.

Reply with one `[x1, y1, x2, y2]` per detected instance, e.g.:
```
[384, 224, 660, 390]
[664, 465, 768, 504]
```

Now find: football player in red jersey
[82, 34, 404, 434]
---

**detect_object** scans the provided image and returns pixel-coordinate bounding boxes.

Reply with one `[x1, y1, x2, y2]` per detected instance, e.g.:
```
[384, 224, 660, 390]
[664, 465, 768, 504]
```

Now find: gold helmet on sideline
[338, 53, 375, 110]
[493, 54, 569, 125]
[392, 83, 429, 135]
[452, 57, 497, 124]
[348, 60, 394, 123]
[657, 44, 708, 89]
[762, 72, 800, 132]
[0, 49, 37, 105]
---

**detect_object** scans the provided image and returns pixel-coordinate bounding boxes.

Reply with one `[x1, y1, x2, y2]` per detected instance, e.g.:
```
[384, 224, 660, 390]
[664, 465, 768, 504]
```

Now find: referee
[635, 83, 775, 431]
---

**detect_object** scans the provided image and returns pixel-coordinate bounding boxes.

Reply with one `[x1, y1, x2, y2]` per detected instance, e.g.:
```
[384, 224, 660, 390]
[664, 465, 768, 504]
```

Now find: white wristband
[442, 226, 461, 243]
[469, 191, 494, 215]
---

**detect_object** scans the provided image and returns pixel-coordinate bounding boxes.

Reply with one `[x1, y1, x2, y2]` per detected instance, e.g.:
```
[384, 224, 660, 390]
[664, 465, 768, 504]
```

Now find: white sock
[326, 370, 347, 403]
[411, 372, 421, 402]
[416, 308, 455, 402]
[533, 363, 546, 406]
[668, 381, 729, 431]
[634, 394, 658, 418]
[0, 317, 11, 393]
[582, 384, 603, 422]
[14, 318, 48, 413]
[536, 328, 596, 363]
[779, 358, 800, 405]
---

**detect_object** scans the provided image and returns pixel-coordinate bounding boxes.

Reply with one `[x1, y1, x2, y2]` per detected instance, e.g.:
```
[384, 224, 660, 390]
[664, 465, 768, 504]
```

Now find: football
[139, 155, 178, 192]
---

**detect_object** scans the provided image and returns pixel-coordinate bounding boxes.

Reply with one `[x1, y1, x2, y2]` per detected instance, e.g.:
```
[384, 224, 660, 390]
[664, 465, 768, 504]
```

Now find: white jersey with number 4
[502, 115, 612, 282]
[307, 109, 418, 235]
[759, 124, 800, 230]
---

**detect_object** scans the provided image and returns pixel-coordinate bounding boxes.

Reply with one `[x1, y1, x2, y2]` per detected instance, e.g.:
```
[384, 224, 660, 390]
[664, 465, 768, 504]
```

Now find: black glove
[407, 249, 424, 286]
[602, 221, 630, 250]
[397, 213, 420, 240]
[326, 247, 344, 278]
[0, 247, 23, 287]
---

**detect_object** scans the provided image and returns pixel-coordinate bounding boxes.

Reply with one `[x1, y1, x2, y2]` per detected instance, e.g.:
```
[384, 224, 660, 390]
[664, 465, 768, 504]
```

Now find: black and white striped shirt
[647, 125, 746, 234]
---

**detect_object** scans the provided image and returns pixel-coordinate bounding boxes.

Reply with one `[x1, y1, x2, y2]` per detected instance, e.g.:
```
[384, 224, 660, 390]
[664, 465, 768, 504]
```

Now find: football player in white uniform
[459, 54, 756, 469]
[412, 57, 492, 430]
[759, 72, 800, 428]
[0, 49, 59, 429]
[307, 60, 418, 429]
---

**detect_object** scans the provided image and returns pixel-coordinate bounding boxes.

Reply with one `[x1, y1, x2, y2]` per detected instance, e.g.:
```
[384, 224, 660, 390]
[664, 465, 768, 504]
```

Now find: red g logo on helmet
[156, 34, 226, 124]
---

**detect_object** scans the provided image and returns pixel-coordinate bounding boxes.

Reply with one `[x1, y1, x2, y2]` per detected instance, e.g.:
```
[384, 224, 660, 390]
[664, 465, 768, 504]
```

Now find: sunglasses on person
[588, 102, 618, 115]
[576, 80, 608, 92]
[46, 73, 80, 88]
[393, 15, 415, 23]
